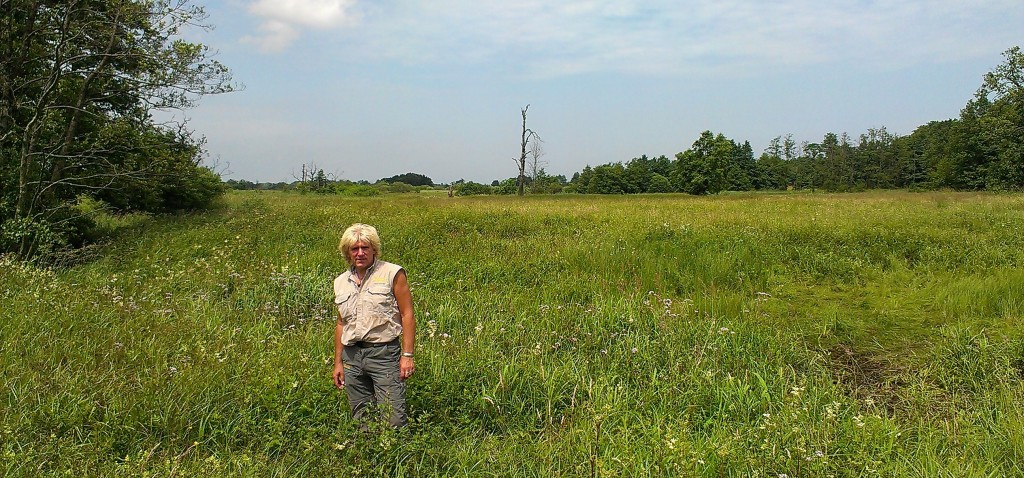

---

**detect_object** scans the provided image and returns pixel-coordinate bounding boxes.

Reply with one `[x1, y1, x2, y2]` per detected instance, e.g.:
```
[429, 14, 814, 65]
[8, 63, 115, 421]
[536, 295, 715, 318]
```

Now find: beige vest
[333, 259, 404, 345]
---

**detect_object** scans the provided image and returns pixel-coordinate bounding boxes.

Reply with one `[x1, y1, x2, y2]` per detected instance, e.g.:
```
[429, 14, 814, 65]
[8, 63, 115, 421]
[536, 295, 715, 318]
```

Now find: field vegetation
[2, 190, 1023, 476]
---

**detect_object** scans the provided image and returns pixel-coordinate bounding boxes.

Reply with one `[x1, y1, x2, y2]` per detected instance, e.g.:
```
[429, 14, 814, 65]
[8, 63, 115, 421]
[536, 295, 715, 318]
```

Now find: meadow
[2, 190, 1023, 477]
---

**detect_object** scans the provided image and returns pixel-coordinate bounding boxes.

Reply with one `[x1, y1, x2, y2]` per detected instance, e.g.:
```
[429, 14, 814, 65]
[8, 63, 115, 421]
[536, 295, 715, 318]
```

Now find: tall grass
[2, 190, 1022, 476]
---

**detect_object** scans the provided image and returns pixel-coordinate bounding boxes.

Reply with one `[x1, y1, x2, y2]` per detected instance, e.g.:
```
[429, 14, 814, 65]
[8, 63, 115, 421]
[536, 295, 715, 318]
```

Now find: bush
[160, 166, 227, 211]
[494, 178, 518, 195]
[385, 182, 415, 194]
[648, 173, 672, 193]
[455, 182, 493, 196]
[0, 217, 61, 258]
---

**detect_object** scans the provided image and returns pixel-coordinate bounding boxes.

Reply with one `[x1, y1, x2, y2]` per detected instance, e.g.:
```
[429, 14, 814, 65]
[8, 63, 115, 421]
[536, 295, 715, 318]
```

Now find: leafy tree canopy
[1, 0, 236, 257]
[379, 172, 433, 187]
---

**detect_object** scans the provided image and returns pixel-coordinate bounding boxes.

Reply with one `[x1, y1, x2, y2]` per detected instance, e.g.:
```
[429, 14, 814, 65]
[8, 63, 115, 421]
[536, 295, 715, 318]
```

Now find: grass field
[2, 190, 1023, 476]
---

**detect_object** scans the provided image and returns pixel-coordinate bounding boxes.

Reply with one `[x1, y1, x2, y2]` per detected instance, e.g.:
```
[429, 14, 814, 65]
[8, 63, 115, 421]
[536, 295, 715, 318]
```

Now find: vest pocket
[366, 285, 397, 318]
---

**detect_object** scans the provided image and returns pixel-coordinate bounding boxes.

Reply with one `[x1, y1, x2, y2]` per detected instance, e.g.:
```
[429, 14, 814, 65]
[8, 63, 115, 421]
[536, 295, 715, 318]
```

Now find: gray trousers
[342, 340, 407, 428]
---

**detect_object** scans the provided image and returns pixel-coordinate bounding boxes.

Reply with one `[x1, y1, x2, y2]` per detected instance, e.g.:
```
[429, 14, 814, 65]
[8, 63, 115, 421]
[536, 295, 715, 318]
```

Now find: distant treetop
[379, 173, 433, 187]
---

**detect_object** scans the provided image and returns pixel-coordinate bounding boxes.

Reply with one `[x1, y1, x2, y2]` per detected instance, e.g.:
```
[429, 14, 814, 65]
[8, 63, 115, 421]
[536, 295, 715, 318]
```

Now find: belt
[350, 338, 399, 348]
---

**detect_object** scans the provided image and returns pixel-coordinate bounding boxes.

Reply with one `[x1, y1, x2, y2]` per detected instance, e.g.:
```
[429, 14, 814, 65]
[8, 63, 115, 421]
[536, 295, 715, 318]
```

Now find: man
[332, 223, 416, 428]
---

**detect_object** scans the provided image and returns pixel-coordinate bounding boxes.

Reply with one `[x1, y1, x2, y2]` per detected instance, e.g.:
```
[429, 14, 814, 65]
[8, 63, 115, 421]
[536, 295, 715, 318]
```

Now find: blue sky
[179, 0, 1024, 184]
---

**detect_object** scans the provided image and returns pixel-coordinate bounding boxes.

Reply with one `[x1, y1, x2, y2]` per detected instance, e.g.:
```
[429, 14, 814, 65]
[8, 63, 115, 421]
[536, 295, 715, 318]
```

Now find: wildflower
[790, 386, 804, 396]
[824, 401, 841, 419]
[631, 347, 638, 354]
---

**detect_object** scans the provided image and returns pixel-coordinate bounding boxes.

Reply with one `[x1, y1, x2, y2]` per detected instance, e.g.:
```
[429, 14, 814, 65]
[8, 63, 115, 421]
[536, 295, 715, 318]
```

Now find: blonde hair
[338, 223, 382, 265]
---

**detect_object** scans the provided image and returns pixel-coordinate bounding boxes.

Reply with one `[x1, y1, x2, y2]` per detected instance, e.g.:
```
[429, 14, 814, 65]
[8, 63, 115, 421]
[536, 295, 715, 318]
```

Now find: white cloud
[307, 0, 1022, 77]
[242, 0, 357, 52]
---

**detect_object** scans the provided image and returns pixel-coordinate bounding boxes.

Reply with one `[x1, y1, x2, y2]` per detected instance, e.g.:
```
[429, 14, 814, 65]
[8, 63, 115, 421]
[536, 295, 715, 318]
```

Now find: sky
[177, 0, 1024, 184]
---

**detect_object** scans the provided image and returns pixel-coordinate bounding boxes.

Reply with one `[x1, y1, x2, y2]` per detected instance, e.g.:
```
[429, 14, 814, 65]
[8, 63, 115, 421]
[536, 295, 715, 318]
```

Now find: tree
[899, 120, 958, 188]
[379, 172, 433, 186]
[648, 173, 671, 193]
[623, 155, 653, 193]
[972, 46, 1024, 189]
[454, 181, 493, 196]
[1, 0, 235, 257]
[908, 47, 1023, 191]
[586, 163, 627, 194]
[755, 154, 783, 190]
[855, 127, 899, 189]
[295, 161, 335, 193]
[673, 131, 731, 195]
[494, 177, 518, 195]
[513, 105, 540, 196]
[527, 137, 546, 185]
[819, 132, 856, 191]
[725, 141, 756, 191]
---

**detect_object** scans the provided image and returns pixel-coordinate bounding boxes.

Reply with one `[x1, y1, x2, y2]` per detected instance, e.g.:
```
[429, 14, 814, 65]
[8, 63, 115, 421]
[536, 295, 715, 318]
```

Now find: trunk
[518, 105, 529, 196]
[47, 5, 122, 196]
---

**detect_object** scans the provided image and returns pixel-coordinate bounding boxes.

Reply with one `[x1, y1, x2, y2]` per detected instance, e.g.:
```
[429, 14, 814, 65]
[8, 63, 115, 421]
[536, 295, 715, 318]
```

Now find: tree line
[286, 46, 1022, 198]
[565, 47, 1022, 195]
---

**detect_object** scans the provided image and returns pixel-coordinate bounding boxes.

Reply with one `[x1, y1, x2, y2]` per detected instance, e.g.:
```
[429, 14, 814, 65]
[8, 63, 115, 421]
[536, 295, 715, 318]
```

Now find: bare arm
[332, 310, 345, 388]
[393, 270, 416, 380]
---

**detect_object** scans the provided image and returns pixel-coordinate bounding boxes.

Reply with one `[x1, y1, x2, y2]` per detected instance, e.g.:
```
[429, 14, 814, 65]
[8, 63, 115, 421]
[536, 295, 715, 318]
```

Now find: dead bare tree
[513, 105, 540, 196]
[528, 137, 546, 184]
[293, 161, 338, 192]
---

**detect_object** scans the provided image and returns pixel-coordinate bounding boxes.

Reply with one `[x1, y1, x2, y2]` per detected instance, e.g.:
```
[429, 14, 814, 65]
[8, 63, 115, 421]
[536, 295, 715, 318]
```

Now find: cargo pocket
[366, 284, 396, 318]
[334, 292, 355, 318]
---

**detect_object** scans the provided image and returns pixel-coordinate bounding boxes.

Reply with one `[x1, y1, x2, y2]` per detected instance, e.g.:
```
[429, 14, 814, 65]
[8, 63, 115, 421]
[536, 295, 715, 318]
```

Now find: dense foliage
[378, 172, 434, 187]
[0, 0, 234, 258]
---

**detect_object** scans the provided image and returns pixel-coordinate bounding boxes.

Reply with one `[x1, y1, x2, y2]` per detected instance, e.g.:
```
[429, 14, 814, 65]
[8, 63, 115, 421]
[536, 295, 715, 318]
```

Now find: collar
[348, 258, 378, 284]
